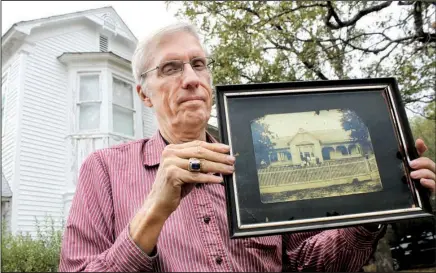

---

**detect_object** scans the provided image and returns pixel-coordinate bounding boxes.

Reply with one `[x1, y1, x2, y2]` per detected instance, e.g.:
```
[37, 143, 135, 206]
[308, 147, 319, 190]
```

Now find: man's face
[139, 31, 213, 133]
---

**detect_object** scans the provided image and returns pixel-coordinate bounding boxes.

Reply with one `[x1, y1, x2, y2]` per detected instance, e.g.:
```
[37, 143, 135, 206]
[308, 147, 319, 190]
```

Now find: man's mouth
[179, 96, 205, 104]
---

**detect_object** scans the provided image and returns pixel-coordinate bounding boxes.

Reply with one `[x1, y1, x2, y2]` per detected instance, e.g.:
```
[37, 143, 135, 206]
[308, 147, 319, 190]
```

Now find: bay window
[59, 52, 144, 140]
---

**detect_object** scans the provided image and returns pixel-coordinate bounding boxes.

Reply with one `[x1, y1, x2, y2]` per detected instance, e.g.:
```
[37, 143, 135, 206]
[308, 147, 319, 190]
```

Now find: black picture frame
[215, 77, 433, 239]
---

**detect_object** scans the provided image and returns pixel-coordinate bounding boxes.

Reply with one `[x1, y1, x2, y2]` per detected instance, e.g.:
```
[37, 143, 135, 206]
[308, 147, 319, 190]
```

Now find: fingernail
[410, 160, 417, 167]
[227, 155, 235, 163]
[410, 171, 417, 178]
[227, 165, 235, 172]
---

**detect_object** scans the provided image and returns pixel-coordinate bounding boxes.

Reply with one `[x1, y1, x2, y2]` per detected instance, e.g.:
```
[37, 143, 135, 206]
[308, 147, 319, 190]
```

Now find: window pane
[113, 105, 134, 136]
[80, 75, 100, 101]
[79, 102, 100, 130]
[113, 77, 133, 108]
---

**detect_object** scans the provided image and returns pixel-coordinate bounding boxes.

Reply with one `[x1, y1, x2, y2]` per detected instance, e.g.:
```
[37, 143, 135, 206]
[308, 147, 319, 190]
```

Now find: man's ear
[136, 85, 153, 107]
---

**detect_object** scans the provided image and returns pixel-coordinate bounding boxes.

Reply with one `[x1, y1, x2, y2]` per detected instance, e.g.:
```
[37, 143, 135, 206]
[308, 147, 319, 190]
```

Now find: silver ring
[188, 158, 202, 172]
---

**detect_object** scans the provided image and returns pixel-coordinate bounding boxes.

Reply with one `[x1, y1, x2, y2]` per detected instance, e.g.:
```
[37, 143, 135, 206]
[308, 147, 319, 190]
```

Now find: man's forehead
[153, 32, 205, 62]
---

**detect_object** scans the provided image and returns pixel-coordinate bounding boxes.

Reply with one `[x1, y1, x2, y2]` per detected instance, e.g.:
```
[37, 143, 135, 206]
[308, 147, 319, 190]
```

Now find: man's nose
[181, 64, 200, 90]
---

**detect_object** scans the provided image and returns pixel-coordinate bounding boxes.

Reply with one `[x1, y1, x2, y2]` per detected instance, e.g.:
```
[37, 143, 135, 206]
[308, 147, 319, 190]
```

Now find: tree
[251, 118, 275, 168]
[409, 114, 436, 163]
[168, 1, 435, 117]
[340, 109, 373, 155]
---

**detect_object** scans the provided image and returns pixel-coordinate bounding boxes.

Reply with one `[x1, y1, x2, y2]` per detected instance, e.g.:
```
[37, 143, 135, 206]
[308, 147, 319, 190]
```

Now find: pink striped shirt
[59, 131, 384, 272]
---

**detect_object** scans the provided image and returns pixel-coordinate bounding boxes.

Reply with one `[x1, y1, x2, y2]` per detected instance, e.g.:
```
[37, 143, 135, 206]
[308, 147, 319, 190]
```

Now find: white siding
[17, 25, 97, 234]
[2, 55, 21, 192]
[110, 35, 135, 61]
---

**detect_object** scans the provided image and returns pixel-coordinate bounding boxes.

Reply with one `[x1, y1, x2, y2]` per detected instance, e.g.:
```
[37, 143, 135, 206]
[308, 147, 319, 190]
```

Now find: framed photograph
[215, 78, 434, 238]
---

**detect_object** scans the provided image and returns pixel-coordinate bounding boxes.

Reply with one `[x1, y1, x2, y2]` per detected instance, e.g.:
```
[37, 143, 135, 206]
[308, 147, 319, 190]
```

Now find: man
[59, 22, 436, 272]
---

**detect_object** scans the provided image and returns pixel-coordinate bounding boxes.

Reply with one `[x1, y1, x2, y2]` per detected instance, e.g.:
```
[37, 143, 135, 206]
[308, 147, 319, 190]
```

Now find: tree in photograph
[340, 109, 372, 155]
[251, 118, 275, 168]
[168, 1, 435, 117]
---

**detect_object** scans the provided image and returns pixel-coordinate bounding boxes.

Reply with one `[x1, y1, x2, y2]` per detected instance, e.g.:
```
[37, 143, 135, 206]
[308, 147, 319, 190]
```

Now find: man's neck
[158, 126, 207, 144]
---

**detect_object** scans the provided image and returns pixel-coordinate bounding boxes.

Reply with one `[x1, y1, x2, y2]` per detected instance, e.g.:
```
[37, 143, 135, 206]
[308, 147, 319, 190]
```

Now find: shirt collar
[142, 130, 218, 167]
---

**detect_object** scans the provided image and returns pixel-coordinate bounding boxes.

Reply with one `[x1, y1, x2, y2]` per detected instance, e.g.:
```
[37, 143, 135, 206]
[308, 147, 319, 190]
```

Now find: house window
[2, 73, 8, 136]
[99, 35, 108, 52]
[112, 76, 135, 136]
[78, 74, 101, 131]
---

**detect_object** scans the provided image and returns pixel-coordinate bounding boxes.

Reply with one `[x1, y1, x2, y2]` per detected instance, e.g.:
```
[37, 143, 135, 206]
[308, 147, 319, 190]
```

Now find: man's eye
[192, 59, 206, 69]
[162, 62, 181, 74]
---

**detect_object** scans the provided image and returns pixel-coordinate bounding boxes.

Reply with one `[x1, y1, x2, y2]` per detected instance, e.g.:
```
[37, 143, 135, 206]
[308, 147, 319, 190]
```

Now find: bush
[1, 217, 63, 272]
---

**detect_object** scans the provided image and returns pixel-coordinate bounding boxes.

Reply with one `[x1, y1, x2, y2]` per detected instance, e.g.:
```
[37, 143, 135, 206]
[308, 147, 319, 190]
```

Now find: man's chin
[180, 110, 209, 126]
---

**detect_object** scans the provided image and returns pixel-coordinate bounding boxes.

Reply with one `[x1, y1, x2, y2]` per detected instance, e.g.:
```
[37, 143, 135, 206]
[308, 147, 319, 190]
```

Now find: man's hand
[145, 140, 235, 217]
[129, 140, 235, 255]
[410, 138, 436, 194]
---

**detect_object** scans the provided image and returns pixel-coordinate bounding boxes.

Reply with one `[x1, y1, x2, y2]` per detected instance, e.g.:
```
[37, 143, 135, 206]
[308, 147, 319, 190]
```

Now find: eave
[57, 51, 131, 71]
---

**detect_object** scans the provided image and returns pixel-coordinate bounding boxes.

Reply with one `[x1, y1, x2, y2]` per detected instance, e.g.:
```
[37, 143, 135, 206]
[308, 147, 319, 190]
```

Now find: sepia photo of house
[251, 110, 382, 203]
[267, 127, 365, 168]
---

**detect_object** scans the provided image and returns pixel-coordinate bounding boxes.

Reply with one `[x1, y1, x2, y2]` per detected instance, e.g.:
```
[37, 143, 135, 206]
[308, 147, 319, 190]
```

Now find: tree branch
[340, 35, 417, 54]
[325, 1, 393, 29]
[263, 3, 328, 24]
[240, 73, 256, 83]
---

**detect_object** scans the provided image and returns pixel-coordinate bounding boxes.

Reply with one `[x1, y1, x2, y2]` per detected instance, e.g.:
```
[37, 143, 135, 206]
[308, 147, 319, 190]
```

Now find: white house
[1, 6, 162, 235]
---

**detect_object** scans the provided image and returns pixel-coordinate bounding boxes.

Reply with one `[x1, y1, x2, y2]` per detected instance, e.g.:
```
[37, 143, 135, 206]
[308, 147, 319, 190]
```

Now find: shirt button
[215, 256, 223, 264]
[203, 216, 211, 224]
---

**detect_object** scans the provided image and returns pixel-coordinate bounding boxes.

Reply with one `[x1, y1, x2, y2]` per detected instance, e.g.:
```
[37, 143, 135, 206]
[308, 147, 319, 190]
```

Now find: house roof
[273, 128, 353, 149]
[310, 129, 353, 144]
[2, 173, 12, 198]
[2, 6, 137, 47]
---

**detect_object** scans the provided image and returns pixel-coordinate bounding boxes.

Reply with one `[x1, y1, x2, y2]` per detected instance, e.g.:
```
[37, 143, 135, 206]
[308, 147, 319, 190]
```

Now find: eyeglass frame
[140, 56, 215, 79]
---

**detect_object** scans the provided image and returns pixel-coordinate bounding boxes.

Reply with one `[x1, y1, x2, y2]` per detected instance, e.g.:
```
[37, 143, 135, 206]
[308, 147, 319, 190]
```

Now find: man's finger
[410, 157, 436, 173]
[179, 168, 223, 184]
[165, 157, 234, 175]
[410, 169, 436, 181]
[415, 138, 428, 157]
[168, 140, 230, 153]
[420, 178, 435, 193]
[173, 146, 235, 165]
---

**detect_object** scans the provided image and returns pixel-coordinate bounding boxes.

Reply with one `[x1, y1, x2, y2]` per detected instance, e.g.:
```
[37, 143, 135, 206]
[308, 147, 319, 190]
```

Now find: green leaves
[1, 217, 63, 272]
[170, 1, 435, 117]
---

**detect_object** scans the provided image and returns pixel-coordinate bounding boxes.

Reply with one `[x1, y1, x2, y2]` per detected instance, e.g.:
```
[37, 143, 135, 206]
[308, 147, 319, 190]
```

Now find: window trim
[76, 72, 102, 133]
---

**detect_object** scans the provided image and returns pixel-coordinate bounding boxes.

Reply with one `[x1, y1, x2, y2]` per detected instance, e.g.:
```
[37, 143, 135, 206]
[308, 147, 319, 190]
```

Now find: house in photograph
[269, 128, 365, 167]
[1, 6, 164, 236]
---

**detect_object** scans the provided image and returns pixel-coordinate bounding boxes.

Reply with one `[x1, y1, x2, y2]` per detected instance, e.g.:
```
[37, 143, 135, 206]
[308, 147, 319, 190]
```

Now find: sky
[1, 1, 180, 40]
[256, 110, 344, 138]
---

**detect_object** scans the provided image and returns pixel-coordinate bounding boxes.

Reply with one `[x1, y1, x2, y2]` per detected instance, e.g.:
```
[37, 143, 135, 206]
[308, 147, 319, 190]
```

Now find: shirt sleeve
[282, 226, 386, 272]
[58, 151, 158, 272]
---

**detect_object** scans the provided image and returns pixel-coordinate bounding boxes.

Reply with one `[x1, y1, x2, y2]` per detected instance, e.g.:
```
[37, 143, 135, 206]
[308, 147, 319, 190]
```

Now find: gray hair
[131, 21, 209, 93]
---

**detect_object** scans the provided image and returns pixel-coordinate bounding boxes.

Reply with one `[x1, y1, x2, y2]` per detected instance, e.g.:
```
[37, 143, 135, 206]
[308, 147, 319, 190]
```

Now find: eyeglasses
[140, 57, 215, 78]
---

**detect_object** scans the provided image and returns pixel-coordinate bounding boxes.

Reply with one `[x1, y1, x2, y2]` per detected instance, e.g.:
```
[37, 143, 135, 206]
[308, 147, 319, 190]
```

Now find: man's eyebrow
[159, 53, 206, 62]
